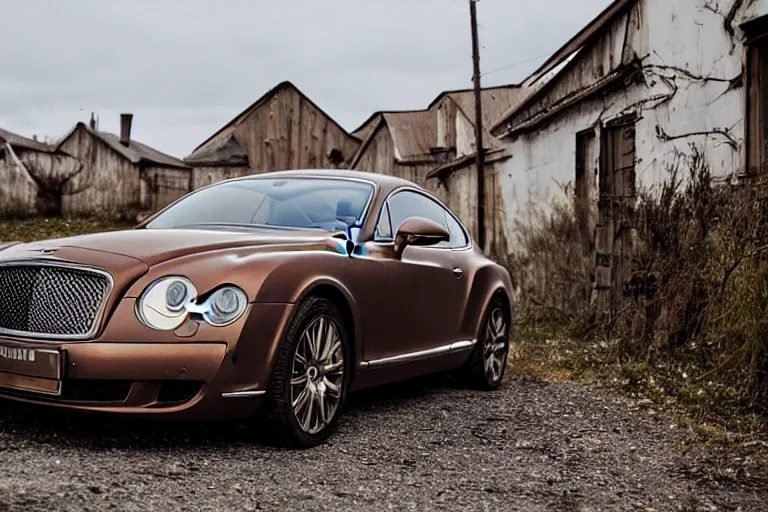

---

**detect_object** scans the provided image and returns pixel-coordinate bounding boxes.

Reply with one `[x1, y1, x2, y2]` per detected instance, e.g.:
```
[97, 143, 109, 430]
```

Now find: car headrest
[336, 199, 356, 219]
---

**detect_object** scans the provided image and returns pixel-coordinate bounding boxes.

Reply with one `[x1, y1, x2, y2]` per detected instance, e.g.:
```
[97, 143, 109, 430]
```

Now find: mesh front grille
[0, 263, 111, 339]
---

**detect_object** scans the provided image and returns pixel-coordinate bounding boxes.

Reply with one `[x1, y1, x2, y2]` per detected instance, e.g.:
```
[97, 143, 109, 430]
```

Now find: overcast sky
[0, 0, 612, 157]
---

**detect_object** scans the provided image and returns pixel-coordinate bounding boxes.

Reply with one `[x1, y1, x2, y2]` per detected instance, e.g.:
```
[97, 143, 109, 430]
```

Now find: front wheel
[260, 296, 350, 448]
[460, 297, 510, 390]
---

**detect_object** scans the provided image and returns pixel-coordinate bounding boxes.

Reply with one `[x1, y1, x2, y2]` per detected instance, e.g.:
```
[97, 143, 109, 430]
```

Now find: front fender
[255, 252, 384, 368]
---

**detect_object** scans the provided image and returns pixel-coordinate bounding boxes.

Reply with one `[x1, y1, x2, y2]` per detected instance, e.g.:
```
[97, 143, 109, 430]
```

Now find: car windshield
[145, 177, 374, 232]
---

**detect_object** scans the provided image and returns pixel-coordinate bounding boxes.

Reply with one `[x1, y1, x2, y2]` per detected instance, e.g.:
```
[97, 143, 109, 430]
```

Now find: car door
[373, 189, 471, 360]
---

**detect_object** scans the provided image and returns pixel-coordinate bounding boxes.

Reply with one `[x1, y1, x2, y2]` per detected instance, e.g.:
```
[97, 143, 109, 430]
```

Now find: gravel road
[0, 374, 766, 512]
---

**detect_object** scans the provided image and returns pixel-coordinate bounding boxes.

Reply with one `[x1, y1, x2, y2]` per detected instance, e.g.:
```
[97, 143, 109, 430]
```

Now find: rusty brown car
[0, 170, 513, 447]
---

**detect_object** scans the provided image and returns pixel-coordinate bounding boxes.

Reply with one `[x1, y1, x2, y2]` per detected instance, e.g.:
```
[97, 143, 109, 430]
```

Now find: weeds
[511, 145, 768, 428]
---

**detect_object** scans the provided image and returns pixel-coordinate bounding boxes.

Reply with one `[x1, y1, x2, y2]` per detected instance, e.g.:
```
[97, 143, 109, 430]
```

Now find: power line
[480, 50, 554, 78]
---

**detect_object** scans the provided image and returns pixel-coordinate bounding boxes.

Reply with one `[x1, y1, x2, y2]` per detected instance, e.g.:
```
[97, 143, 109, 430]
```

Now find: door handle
[453, 267, 463, 280]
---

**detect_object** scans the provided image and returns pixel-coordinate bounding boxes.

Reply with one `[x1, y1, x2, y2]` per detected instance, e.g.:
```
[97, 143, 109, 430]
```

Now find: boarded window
[599, 123, 636, 199]
[747, 36, 768, 173]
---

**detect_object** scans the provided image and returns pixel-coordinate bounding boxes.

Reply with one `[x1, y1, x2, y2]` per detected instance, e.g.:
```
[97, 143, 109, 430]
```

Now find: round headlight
[136, 277, 197, 331]
[204, 286, 248, 326]
[166, 281, 189, 311]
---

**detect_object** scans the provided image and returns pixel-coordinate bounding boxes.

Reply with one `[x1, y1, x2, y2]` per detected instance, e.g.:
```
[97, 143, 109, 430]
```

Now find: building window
[599, 122, 636, 200]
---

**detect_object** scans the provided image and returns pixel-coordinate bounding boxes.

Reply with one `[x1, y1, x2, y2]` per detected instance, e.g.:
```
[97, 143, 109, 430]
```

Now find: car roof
[234, 169, 422, 194]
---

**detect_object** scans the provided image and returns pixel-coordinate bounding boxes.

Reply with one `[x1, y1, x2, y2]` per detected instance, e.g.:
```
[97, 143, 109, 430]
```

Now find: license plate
[0, 344, 62, 395]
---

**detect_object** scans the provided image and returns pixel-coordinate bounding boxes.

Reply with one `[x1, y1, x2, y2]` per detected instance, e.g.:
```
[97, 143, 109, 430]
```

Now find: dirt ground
[0, 373, 766, 512]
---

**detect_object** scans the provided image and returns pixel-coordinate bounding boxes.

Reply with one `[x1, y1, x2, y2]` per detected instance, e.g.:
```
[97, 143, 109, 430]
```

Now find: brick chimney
[120, 113, 133, 147]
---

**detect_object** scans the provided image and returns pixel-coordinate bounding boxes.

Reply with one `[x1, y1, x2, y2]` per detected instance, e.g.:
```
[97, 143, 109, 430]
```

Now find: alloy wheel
[290, 316, 345, 435]
[483, 307, 508, 384]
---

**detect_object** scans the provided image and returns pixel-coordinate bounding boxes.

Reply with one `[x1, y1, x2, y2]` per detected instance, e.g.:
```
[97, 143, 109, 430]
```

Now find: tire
[259, 296, 350, 448]
[460, 296, 510, 390]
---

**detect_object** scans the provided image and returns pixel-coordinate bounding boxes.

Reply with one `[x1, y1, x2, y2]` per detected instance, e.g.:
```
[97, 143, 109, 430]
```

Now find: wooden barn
[0, 128, 82, 217]
[349, 109, 441, 190]
[349, 84, 528, 251]
[56, 114, 192, 219]
[185, 81, 361, 189]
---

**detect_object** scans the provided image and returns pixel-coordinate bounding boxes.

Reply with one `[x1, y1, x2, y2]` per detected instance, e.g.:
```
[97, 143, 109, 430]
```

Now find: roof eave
[491, 0, 639, 134]
[497, 63, 641, 139]
[526, 0, 638, 84]
[426, 148, 509, 180]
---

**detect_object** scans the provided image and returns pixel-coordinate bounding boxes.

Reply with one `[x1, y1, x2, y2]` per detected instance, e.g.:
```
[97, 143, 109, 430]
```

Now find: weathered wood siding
[59, 127, 141, 217]
[351, 123, 437, 191]
[0, 146, 84, 218]
[436, 100, 457, 148]
[455, 111, 477, 158]
[0, 148, 37, 217]
[140, 166, 192, 211]
[430, 159, 509, 259]
[191, 166, 252, 190]
[193, 85, 361, 180]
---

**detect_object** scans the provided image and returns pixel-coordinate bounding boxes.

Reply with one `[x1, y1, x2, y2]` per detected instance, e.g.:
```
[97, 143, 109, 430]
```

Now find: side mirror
[394, 216, 450, 256]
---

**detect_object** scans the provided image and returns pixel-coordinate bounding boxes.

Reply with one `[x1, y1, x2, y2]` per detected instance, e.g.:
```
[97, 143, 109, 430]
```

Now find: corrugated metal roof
[0, 127, 53, 152]
[351, 85, 526, 165]
[429, 85, 529, 129]
[382, 111, 438, 162]
[351, 110, 415, 140]
[349, 109, 441, 168]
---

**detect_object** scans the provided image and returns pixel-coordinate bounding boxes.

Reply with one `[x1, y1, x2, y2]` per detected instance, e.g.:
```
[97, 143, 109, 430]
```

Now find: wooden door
[596, 122, 636, 310]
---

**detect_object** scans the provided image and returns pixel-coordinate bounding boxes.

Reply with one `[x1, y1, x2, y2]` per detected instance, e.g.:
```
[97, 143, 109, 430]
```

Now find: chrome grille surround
[0, 260, 114, 341]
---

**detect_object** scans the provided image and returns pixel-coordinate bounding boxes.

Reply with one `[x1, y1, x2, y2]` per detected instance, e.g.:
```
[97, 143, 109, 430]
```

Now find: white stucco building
[490, 0, 768, 301]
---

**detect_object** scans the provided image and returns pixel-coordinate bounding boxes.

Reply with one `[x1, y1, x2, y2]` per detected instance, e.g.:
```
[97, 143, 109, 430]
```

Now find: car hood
[0, 227, 338, 267]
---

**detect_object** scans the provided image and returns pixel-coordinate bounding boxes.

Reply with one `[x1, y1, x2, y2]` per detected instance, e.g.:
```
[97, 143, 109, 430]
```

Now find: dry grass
[509, 145, 768, 434]
[0, 217, 133, 243]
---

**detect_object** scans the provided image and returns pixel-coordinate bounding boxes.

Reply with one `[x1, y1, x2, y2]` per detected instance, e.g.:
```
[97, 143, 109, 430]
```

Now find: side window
[389, 191, 460, 247]
[375, 203, 393, 241]
[387, 190, 451, 248]
[444, 210, 468, 248]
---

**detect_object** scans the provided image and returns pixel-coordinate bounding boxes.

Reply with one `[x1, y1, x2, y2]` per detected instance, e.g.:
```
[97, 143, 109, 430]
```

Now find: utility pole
[469, 0, 486, 251]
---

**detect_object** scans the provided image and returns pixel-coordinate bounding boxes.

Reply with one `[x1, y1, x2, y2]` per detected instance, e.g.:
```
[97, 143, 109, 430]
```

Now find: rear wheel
[260, 296, 349, 448]
[461, 297, 510, 390]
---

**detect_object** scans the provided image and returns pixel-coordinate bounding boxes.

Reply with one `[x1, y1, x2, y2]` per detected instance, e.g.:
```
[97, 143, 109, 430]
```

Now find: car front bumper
[0, 339, 267, 420]
[0, 302, 297, 421]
